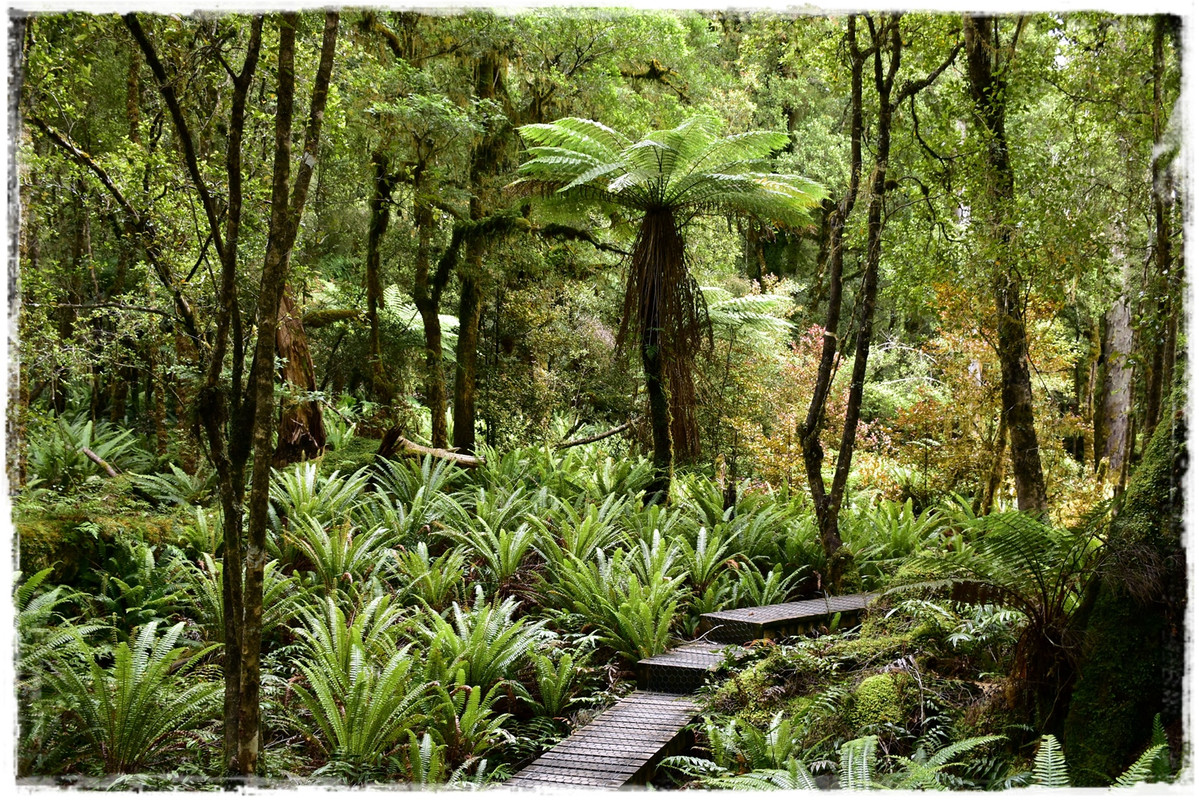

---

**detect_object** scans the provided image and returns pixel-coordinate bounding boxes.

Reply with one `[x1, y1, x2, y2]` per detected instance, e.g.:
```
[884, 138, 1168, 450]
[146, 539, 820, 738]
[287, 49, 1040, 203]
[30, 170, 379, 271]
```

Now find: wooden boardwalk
[699, 592, 877, 643]
[506, 592, 876, 790]
[507, 691, 698, 788]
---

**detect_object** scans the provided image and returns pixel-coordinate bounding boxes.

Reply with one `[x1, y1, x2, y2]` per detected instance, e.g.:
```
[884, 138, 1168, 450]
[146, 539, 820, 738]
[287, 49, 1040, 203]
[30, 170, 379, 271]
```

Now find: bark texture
[963, 14, 1047, 514]
[273, 288, 327, 465]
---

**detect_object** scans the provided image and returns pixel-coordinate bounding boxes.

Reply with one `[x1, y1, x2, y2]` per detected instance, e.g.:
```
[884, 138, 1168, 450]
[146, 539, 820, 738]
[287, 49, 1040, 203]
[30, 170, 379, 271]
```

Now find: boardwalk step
[510, 690, 697, 789]
[507, 594, 876, 789]
[699, 592, 877, 643]
[636, 640, 743, 693]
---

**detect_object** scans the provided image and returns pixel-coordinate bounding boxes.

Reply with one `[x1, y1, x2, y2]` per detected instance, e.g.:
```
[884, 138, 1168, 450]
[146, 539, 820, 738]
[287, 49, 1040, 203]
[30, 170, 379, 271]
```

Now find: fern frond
[1033, 734, 1070, 788]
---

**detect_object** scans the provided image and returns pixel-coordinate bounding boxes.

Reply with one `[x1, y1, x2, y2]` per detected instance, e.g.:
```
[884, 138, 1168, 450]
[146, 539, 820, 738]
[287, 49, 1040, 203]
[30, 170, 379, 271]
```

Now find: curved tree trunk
[801, 16, 865, 562]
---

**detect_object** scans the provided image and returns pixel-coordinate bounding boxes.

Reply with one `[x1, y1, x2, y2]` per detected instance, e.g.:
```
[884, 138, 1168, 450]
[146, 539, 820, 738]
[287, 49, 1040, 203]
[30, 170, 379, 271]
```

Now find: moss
[319, 435, 382, 477]
[1062, 401, 1186, 785]
[708, 645, 834, 722]
[848, 672, 911, 731]
[15, 498, 189, 583]
[822, 631, 926, 671]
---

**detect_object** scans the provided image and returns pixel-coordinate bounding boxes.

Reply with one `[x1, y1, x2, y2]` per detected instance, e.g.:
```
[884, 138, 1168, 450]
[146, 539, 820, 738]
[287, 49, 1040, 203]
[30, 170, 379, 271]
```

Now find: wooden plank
[509, 689, 698, 788]
[509, 596, 870, 789]
[699, 592, 877, 642]
[705, 592, 875, 624]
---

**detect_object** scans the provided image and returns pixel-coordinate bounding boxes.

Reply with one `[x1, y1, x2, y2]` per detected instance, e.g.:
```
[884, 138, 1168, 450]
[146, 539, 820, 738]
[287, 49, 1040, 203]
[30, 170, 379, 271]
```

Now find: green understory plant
[411, 592, 546, 689]
[292, 645, 428, 766]
[428, 680, 513, 766]
[552, 546, 686, 661]
[280, 514, 393, 592]
[1032, 726, 1172, 788]
[128, 463, 215, 508]
[39, 620, 220, 774]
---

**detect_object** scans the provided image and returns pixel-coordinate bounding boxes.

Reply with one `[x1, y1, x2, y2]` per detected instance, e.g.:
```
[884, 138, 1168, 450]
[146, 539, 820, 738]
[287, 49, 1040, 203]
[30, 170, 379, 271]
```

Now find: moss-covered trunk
[1062, 394, 1186, 784]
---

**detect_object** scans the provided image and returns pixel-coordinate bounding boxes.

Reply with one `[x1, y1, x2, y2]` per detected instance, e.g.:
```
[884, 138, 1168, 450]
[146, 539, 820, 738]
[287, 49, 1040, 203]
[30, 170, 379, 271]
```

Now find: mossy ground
[697, 602, 1016, 775]
[14, 477, 194, 582]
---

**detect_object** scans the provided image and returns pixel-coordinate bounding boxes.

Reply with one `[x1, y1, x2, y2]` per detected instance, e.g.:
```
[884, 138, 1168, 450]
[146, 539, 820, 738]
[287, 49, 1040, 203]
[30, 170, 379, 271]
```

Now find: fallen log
[556, 418, 639, 450]
[376, 427, 483, 468]
[81, 446, 120, 478]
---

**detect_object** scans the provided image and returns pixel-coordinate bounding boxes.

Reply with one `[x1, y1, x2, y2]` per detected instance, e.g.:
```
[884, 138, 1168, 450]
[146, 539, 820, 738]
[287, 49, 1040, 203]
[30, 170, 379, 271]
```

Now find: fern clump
[36, 620, 220, 774]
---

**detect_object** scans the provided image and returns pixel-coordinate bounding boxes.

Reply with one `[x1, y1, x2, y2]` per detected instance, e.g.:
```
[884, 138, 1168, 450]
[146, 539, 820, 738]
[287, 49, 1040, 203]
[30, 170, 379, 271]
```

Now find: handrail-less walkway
[507, 593, 876, 789]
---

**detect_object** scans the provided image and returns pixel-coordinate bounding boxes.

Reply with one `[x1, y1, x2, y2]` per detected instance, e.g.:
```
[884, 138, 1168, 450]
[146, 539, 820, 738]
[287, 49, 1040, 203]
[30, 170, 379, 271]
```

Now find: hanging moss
[1062, 398, 1186, 785]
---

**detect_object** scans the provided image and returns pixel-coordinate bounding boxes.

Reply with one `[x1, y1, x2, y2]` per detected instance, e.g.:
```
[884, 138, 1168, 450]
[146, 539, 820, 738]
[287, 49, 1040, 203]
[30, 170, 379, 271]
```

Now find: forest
[8, 6, 1188, 791]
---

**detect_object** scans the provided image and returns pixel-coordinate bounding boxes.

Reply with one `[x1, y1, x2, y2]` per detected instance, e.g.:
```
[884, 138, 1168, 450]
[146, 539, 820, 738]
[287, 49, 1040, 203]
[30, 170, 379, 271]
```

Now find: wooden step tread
[509, 690, 697, 788]
[699, 592, 877, 642]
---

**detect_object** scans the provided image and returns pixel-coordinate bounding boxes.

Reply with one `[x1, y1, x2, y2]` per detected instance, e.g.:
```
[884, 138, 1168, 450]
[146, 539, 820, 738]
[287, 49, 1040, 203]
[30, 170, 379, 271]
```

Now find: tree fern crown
[516, 116, 825, 228]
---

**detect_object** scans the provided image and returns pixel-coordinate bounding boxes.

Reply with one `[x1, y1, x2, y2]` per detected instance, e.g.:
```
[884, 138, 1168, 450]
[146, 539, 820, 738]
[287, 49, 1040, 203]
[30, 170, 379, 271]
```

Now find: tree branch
[536, 223, 630, 256]
[895, 39, 964, 107]
[28, 116, 201, 344]
[123, 13, 228, 266]
[25, 301, 171, 318]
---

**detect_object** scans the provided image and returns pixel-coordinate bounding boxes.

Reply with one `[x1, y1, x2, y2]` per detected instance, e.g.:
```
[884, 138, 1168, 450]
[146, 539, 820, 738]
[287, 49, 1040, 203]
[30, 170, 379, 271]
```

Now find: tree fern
[516, 115, 823, 495]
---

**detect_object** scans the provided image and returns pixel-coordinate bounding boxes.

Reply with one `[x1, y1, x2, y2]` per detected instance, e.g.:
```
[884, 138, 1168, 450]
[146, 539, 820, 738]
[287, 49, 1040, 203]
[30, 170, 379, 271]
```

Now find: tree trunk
[452, 48, 512, 454]
[273, 287, 326, 465]
[963, 14, 1047, 514]
[366, 148, 397, 405]
[411, 150, 449, 448]
[452, 273, 484, 453]
[979, 413, 1008, 515]
[633, 208, 683, 501]
[643, 334, 673, 501]
[238, 12, 339, 774]
[1142, 14, 1176, 441]
[800, 16, 960, 587]
[800, 16, 865, 559]
[1094, 294, 1134, 485]
[822, 16, 901, 589]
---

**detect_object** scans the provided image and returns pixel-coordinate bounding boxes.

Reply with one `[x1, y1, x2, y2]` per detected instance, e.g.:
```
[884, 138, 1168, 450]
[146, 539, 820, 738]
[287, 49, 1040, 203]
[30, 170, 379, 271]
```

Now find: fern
[1112, 744, 1168, 788]
[890, 735, 1005, 790]
[706, 758, 820, 790]
[840, 735, 879, 790]
[409, 591, 547, 689]
[292, 645, 427, 760]
[1032, 734, 1070, 787]
[40, 620, 219, 773]
[128, 463, 215, 507]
